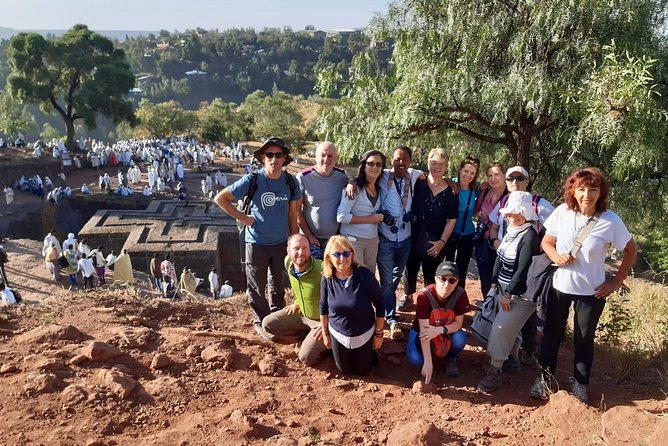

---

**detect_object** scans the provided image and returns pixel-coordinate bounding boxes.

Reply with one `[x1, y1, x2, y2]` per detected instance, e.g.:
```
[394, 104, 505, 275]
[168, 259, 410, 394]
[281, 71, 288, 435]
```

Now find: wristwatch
[441, 326, 447, 335]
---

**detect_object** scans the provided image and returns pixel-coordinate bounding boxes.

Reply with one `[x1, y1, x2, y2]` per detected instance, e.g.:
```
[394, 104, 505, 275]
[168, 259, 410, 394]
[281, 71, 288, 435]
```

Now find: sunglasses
[506, 176, 527, 182]
[330, 250, 352, 259]
[436, 275, 458, 284]
[264, 152, 285, 159]
[366, 161, 383, 168]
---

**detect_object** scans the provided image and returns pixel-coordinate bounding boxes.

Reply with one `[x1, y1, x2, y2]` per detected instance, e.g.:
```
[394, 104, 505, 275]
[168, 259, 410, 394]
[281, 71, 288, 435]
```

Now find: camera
[402, 212, 417, 224]
[472, 220, 488, 243]
[377, 210, 399, 233]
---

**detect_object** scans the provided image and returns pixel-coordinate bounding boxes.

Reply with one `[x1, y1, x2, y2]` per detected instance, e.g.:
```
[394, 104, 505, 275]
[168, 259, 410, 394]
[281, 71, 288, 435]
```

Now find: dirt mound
[0, 240, 666, 445]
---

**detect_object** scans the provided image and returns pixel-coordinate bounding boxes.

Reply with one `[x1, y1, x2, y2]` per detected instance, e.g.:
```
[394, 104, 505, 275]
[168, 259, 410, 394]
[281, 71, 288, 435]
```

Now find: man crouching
[261, 233, 327, 366]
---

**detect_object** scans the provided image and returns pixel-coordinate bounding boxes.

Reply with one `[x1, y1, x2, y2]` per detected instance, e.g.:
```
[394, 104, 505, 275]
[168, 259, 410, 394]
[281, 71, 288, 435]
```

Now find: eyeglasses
[330, 250, 352, 259]
[506, 176, 527, 182]
[365, 161, 383, 168]
[264, 152, 285, 159]
[436, 275, 458, 284]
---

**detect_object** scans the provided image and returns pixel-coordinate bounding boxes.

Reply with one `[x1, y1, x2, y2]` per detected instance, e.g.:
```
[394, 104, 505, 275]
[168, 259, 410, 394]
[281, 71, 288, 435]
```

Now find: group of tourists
[214, 137, 637, 405]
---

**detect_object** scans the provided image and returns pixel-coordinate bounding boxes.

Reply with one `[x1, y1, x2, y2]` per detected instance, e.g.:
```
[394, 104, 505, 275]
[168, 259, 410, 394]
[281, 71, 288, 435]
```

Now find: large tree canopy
[6, 24, 136, 150]
[318, 0, 668, 181]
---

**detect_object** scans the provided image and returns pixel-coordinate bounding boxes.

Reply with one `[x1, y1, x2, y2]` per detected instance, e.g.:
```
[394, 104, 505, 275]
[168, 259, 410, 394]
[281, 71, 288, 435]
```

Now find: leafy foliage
[0, 89, 35, 136]
[134, 99, 196, 139]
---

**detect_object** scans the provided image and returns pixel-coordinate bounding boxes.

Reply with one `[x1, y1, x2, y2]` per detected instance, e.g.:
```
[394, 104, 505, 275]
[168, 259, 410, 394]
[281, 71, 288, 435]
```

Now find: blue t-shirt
[228, 169, 301, 245]
[453, 184, 478, 236]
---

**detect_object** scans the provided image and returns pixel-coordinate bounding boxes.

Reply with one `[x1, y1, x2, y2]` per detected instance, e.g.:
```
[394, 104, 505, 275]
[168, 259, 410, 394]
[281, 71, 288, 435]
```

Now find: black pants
[402, 237, 446, 295]
[82, 275, 95, 290]
[0, 263, 8, 286]
[330, 335, 374, 376]
[443, 233, 474, 289]
[246, 242, 287, 324]
[475, 239, 496, 297]
[539, 288, 606, 385]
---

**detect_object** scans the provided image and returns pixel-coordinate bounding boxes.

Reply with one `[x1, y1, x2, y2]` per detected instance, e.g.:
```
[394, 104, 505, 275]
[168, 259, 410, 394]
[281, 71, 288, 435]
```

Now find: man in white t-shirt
[219, 280, 233, 299]
[208, 268, 219, 297]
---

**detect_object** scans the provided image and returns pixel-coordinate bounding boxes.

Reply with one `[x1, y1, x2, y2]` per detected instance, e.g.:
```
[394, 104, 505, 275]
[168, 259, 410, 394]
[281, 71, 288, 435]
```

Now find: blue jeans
[377, 235, 411, 324]
[407, 328, 467, 365]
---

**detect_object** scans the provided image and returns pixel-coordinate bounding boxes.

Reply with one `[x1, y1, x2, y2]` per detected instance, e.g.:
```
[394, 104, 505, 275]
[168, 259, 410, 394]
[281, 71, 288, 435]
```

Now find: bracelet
[439, 238, 446, 245]
[374, 329, 383, 334]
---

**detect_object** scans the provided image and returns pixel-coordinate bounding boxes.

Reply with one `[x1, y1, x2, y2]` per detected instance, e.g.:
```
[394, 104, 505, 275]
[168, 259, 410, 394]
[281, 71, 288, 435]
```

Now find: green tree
[135, 99, 197, 138]
[6, 24, 136, 151]
[196, 99, 247, 143]
[40, 123, 61, 142]
[239, 88, 304, 146]
[0, 90, 35, 137]
[318, 0, 668, 179]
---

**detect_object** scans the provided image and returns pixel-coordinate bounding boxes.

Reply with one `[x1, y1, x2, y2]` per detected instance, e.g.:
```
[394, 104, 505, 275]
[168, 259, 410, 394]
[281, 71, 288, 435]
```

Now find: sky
[3, 0, 393, 32]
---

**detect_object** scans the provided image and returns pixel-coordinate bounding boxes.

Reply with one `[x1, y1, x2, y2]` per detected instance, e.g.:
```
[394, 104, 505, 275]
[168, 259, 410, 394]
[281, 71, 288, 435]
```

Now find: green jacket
[284, 255, 322, 321]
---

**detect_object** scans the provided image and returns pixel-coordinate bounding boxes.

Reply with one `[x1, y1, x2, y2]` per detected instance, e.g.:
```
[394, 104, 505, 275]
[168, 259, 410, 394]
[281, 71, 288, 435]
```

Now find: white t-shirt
[544, 204, 631, 295]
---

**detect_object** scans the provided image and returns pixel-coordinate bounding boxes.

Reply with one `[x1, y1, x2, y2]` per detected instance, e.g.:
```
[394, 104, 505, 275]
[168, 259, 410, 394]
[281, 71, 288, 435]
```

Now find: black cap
[435, 260, 459, 278]
[253, 137, 294, 166]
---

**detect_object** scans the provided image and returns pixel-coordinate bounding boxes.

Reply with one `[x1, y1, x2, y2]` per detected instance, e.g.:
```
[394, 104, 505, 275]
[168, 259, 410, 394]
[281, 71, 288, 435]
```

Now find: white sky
[3, 0, 392, 31]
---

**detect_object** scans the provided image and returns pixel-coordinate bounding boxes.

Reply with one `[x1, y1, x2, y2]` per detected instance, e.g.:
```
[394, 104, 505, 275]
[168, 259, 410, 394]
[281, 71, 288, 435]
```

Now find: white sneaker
[389, 322, 403, 340]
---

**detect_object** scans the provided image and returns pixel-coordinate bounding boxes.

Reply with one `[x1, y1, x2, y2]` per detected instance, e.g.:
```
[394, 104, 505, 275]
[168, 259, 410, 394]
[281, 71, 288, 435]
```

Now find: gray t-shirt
[229, 169, 301, 245]
[296, 167, 348, 239]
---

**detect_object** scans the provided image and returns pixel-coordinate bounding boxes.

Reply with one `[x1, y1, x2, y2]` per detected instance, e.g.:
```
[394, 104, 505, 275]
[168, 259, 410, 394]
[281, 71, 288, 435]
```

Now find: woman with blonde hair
[320, 235, 385, 375]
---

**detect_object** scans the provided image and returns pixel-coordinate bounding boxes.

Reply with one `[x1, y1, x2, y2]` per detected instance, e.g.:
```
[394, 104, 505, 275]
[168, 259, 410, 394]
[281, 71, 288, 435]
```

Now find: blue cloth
[377, 235, 411, 323]
[228, 169, 301, 245]
[378, 169, 422, 242]
[454, 188, 478, 235]
[407, 328, 467, 365]
[320, 266, 384, 337]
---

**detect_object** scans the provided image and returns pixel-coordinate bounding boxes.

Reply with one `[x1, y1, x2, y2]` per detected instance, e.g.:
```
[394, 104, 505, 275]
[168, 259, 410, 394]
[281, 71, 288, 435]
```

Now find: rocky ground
[0, 239, 666, 446]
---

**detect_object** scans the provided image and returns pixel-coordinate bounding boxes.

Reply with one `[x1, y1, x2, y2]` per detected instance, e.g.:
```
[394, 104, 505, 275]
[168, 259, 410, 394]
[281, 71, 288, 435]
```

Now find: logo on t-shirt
[261, 192, 288, 209]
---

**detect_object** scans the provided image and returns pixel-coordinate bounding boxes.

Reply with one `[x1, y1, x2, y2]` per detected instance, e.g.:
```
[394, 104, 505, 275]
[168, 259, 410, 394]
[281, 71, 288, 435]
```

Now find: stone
[111, 364, 132, 375]
[601, 406, 662, 446]
[95, 369, 137, 399]
[229, 409, 255, 433]
[411, 380, 438, 395]
[61, 385, 88, 405]
[82, 341, 124, 362]
[114, 327, 154, 349]
[200, 342, 235, 370]
[150, 353, 172, 370]
[256, 355, 278, 376]
[23, 373, 60, 394]
[68, 354, 88, 366]
[185, 344, 202, 357]
[15, 324, 84, 344]
[23, 356, 66, 372]
[264, 435, 298, 446]
[387, 420, 446, 446]
[531, 390, 599, 443]
[0, 364, 19, 374]
[143, 377, 187, 401]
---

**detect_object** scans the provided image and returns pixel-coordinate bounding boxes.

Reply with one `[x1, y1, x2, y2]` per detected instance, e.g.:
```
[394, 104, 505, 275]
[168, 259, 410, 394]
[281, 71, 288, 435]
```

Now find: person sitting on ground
[219, 280, 233, 298]
[0, 244, 9, 286]
[477, 192, 540, 393]
[407, 261, 471, 383]
[0, 282, 18, 305]
[320, 235, 384, 375]
[81, 183, 90, 194]
[262, 234, 328, 366]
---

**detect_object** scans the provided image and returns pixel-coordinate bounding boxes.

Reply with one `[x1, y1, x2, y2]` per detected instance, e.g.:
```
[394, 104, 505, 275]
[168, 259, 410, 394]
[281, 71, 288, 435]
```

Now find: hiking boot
[529, 376, 550, 400]
[389, 322, 404, 340]
[445, 358, 460, 377]
[254, 323, 272, 341]
[478, 366, 502, 393]
[503, 356, 522, 373]
[397, 294, 413, 311]
[519, 349, 537, 366]
[570, 377, 589, 404]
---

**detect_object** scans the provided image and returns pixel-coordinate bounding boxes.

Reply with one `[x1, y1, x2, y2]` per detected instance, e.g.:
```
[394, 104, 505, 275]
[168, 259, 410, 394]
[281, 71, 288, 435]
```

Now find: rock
[15, 324, 84, 344]
[0, 364, 19, 374]
[82, 341, 124, 362]
[601, 406, 663, 445]
[411, 380, 438, 395]
[113, 327, 154, 349]
[143, 377, 187, 401]
[387, 419, 446, 446]
[532, 390, 599, 443]
[23, 355, 66, 372]
[264, 435, 298, 446]
[150, 353, 171, 370]
[95, 369, 137, 399]
[200, 342, 235, 370]
[111, 364, 132, 375]
[61, 384, 88, 405]
[648, 417, 668, 445]
[256, 355, 278, 376]
[332, 380, 355, 391]
[185, 344, 202, 357]
[229, 409, 255, 433]
[23, 373, 60, 394]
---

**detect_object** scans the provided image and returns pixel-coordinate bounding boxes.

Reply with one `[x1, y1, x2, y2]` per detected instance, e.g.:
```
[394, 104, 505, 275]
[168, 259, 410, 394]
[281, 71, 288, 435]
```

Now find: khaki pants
[262, 308, 327, 366]
[487, 285, 536, 368]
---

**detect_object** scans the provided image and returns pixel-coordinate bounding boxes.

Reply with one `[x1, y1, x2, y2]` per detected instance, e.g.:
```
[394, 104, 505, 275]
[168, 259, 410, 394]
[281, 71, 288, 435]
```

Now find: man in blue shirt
[378, 146, 423, 340]
[214, 137, 300, 336]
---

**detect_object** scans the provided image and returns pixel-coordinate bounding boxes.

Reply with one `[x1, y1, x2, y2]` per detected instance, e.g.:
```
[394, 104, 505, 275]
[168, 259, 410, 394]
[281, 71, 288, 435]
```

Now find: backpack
[0, 247, 7, 264]
[422, 287, 464, 357]
[241, 171, 297, 215]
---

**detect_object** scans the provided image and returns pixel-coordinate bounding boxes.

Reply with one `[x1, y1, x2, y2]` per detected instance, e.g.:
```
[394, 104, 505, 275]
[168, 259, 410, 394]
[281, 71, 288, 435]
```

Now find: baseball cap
[505, 166, 529, 179]
[253, 137, 294, 165]
[435, 260, 459, 278]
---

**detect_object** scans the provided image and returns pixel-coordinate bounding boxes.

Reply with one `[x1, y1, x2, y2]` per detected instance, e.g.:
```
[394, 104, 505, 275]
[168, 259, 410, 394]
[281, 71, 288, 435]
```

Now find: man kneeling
[261, 234, 327, 366]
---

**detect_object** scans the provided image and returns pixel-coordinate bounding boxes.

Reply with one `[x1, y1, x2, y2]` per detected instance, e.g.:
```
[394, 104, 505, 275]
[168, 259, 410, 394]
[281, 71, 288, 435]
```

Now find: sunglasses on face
[365, 161, 383, 168]
[330, 250, 352, 259]
[264, 152, 285, 159]
[506, 176, 527, 182]
[436, 275, 458, 284]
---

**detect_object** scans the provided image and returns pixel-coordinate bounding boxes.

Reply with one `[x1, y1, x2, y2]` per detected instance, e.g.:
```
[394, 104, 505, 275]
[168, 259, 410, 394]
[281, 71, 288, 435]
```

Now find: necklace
[428, 176, 445, 188]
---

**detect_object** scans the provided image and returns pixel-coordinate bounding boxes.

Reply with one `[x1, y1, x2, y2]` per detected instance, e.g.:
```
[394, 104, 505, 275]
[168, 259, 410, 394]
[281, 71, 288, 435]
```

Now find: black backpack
[0, 247, 8, 264]
[241, 171, 297, 215]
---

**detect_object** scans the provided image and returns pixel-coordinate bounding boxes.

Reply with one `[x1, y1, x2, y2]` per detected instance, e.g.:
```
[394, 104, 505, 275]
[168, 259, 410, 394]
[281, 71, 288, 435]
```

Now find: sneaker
[478, 366, 502, 393]
[445, 358, 460, 377]
[529, 376, 550, 400]
[569, 377, 589, 404]
[503, 356, 522, 373]
[254, 323, 272, 341]
[397, 294, 412, 311]
[519, 349, 537, 366]
[389, 322, 404, 340]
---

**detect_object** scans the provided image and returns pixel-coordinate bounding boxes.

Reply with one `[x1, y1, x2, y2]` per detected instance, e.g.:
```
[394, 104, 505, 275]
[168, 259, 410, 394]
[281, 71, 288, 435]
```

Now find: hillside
[0, 239, 665, 445]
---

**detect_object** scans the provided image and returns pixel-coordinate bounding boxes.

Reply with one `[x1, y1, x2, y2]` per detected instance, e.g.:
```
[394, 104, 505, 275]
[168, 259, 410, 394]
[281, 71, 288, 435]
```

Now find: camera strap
[460, 189, 475, 234]
[388, 173, 412, 212]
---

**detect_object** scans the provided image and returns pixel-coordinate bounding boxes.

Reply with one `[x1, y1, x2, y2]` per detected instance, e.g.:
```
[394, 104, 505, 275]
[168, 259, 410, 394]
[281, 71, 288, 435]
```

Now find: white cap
[505, 166, 529, 179]
[499, 191, 538, 221]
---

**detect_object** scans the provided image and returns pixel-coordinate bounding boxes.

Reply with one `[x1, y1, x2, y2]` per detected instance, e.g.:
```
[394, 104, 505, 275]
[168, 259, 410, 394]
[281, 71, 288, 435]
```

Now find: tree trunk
[64, 117, 76, 152]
